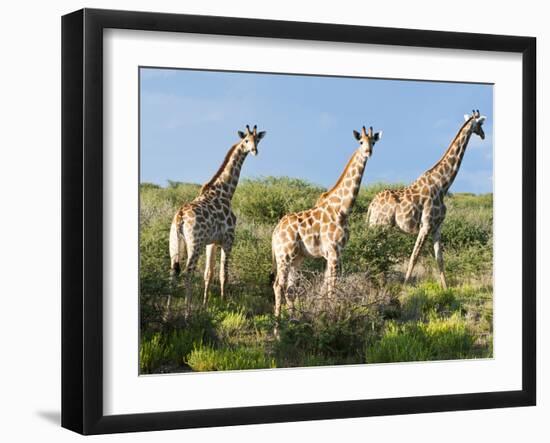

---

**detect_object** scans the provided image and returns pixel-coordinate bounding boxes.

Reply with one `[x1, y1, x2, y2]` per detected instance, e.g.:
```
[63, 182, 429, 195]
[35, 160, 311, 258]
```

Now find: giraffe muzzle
[479, 127, 485, 140]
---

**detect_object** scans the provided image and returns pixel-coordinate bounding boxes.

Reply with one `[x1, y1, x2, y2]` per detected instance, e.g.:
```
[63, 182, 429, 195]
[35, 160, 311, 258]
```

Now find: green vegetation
[139, 177, 493, 373]
[367, 313, 477, 363]
[186, 345, 276, 371]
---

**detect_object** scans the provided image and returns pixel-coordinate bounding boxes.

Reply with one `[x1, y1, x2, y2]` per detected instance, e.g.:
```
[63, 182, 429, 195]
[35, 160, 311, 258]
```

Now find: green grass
[215, 310, 249, 341]
[139, 310, 218, 373]
[399, 282, 462, 320]
[139, 178, 493, 373]
[186, 344, 276, 371]
[367, 313, 477, 363]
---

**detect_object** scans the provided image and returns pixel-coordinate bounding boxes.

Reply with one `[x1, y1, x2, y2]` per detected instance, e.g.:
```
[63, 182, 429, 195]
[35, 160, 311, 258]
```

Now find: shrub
[140, 333, 168, 373]
[441, 216, 491, 250]
[400, 282, 461, 321]
[139, 310, 218, 373]
[343, 222, 413, 278]
[139, 216, 172, 326]
[276, 314, 369, 364]
[216, 310, 249, 340]
[164, 181, 202, 205]
[444, 244, 493, 279]
[233, 177, 322, 224]
[448, 192, 493, 210]
[229, 224, 273, 286]
[185, 345, 275, 371]
[273, 273, 394, 366]
[367, 313, 476, 363]
[252, 314, 276, 336]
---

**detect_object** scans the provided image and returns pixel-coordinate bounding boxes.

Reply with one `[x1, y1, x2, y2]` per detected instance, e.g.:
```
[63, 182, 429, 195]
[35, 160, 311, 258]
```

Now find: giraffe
[366, 110, 487, 289]
[271, 126, 382, 323]
[168, 125, 266, 314]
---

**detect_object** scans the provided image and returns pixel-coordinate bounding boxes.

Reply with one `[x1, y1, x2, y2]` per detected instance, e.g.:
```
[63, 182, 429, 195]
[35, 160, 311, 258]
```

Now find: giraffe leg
[433, 226, 448, 290]
[324, 251, 339, 300]
[182, 246, 201, 317]
[203, 244, 217, 306]
[273, 261, 290, 338]
[165, 265, 176, 321]
[219, 237, 233, 300]
[285, 257, 303, 318]
[286, 269, 298, 318]
[404, 226, 430, 285]
[167, 266, 176, 318]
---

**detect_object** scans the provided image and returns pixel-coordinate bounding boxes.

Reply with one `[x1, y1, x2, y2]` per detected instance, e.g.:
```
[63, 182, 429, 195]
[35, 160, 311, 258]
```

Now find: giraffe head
[237, 125, 266, 156]
[353, 125, 382, 158]
[464, 109, 487, 140]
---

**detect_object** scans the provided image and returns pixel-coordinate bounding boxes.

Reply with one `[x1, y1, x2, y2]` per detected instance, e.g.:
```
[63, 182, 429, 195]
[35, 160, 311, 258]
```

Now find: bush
[229, 224, 273, 286]
[140, 333, 168, 373]
[276, 314, 369, 364]
[140, 216, 172, 326]
[233, 177, 322, 224]
[272, 274, 394, 366]
[343, 222, 413, 278]
[186, 345, 275, 371]
[367, 313, 476, 363]
[400, 282, 461, 321]
[252, 313, 276, 335]
[445, 244, 493, 279]
[164, 181, 202, 205]
[215, 310, 249, 340]
[441, 217, 491, 250]
[139, 310, 218, 373]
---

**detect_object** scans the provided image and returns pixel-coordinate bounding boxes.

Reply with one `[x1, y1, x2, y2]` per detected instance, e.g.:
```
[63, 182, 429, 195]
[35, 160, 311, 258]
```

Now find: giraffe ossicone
[271, 125, 382, 328]
[167, 125, 266, 317]
[366, 110, 487, 289]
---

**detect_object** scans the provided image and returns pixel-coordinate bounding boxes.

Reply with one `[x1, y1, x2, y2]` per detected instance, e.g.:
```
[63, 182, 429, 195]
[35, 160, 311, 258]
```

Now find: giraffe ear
[353, 130, 361, 141]
[238, 131, 246, 139]
[464, 114, 470, 122]
[257, 131, 266, 140]
[374, 131, 382, 141]
[478, 116, 486, 125]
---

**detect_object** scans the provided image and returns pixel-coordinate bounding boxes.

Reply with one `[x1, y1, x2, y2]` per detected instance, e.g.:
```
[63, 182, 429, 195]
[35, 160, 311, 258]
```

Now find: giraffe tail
[169, 216, 185, 278]
[366, 204, 372, 227]
[269, 249, 277, 286]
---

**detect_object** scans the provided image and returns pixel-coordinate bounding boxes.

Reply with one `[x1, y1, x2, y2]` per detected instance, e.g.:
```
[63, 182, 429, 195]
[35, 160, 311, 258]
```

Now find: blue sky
[140, 68, 493, 193]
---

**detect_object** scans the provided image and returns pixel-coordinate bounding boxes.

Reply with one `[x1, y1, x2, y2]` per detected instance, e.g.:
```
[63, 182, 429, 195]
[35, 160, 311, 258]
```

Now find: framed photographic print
[61, 8, 536, 435]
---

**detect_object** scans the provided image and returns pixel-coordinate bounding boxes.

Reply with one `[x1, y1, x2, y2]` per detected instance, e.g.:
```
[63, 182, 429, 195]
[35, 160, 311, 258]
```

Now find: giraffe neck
[200, 143, 247, 201]
[424, 119, 474, 194]
[318, 148, 368, 218]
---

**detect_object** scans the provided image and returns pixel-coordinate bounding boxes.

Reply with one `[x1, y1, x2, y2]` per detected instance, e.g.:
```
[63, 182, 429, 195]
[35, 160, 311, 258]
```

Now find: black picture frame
[62, 8, 536, 435]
